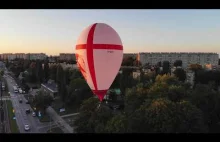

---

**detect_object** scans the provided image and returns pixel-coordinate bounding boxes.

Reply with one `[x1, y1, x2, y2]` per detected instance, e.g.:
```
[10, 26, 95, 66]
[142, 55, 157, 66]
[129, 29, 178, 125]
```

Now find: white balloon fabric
[75, 23, 123, 101]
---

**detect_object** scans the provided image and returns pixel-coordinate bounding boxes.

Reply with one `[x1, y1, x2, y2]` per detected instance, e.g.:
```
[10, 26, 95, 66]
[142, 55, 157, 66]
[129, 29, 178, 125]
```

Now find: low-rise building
[41, 79, 58, 98]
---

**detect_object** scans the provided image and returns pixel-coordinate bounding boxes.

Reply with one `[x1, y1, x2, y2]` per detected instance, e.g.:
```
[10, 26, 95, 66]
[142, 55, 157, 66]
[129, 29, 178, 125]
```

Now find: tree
[0, 70, 4, 76]
[135, 98, 206, 133]
[162, 61, 170, 75]
[124, 85, 148, 115]
[105, 114, 128, 133]
[49, 65, 57, 81]
[43, 61, 49, 82]
[173, 68, 186, 82]
[190, 84, 220, 132]
[74, 97, 99, 133]
[32, 91, 53, 114]
[60, 69, 67, 106]
[189, 64, 203, 88]
[174, 60, 182, 67]
[110, 73, 121, 89]
[120, 68, 137, 96]
[122, 57, 135, 66]
[66, 78, 92, 107]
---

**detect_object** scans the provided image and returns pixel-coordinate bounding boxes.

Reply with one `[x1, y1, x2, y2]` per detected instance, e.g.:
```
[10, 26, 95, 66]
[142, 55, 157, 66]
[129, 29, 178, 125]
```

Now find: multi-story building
[8, 54, 17, 60]
[0, 53, 13, 60]
[137, 52, 219, 68]
[29, 53, 47, 60]
[14, 53, 26, 59]
[59, 53, 75, 61]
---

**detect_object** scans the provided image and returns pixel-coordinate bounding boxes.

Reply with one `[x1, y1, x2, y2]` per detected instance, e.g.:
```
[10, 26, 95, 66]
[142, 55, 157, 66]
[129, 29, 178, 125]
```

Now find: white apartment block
[0, 53, 13, 60]
[137, 52, 219, 68]
[29, 53, 47, 60]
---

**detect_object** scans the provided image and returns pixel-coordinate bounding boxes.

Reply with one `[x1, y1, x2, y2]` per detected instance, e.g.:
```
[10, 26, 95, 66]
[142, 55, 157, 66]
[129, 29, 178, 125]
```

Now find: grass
[39, 114, 51, 122]
[63, 115, 78, 128]
[52, 98, 79, 116]
[6, 100, 19, 133]
[47, 127, 64, 133]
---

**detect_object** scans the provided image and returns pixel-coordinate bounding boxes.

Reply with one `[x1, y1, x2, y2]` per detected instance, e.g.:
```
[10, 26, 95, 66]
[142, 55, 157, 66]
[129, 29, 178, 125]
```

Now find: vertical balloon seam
[86, 23, 98, 92]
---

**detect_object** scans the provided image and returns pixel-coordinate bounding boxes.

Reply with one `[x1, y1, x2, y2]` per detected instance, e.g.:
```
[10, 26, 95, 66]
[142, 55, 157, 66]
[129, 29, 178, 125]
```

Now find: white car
[24, 124, 30, 131]
[32, 112, 36, 117]
[18, 88, 23, 94]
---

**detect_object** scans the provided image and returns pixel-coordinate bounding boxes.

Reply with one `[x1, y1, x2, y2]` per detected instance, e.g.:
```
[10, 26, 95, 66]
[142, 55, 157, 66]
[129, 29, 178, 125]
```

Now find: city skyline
[1, 10, 220, 56]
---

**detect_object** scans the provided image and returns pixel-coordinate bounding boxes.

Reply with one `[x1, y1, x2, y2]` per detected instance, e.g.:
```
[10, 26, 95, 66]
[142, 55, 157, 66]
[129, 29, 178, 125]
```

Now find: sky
[1, 9, 220, 56]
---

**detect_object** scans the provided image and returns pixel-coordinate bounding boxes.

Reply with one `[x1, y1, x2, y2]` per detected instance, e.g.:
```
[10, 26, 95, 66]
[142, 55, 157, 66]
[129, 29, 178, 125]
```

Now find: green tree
[32, 91, 53, 114]
[105, 114, 128, 133]
[74, 97, 99, 133]
[174, 60, 182, 67]
[134, 98, 206, 133]
[49, 65, 57, 81]
[190, 84, 220, 132]
[43, 61, 49, 82]
[173, 68, 186, 82]
[162, 61, 170, 75]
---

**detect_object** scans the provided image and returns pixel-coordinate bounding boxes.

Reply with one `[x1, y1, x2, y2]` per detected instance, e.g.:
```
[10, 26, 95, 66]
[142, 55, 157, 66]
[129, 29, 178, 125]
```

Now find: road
[3, 73, 55, 133]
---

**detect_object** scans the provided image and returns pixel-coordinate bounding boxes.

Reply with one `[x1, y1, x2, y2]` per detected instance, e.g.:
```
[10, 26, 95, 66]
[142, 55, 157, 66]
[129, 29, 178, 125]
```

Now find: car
[18, 88, 23, 94]
[25, 109, 31, 114]
[19, 99, 22, 103]
[32, 112, 36, 117]
[26, 101, 30, 104]
[24, 124, 30, 131]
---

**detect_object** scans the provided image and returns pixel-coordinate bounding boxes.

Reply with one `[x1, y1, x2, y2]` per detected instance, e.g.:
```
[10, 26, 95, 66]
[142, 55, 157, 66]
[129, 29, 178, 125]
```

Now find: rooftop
[41, 80, 58, 93]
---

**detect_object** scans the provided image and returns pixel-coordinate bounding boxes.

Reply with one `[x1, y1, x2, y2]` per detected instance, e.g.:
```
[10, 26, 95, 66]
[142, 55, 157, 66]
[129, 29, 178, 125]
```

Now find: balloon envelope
[75, 23, 123, 101]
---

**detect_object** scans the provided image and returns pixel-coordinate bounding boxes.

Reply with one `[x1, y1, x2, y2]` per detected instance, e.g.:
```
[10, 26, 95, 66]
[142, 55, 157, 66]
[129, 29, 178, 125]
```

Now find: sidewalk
[61, 113, 79, 118]
[46, 106, 74, 133]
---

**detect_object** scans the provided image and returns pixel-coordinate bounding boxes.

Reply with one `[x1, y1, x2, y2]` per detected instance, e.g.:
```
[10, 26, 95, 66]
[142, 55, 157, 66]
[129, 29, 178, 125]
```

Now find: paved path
[46, 107, 74, 133]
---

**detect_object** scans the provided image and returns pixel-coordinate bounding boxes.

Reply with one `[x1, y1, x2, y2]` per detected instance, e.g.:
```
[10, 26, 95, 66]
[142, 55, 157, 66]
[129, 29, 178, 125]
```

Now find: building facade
[29, 53, 47, 60]
[41, 79, 58, 98]
[138, 52, 219, 68]
[59, 53, 76, 61]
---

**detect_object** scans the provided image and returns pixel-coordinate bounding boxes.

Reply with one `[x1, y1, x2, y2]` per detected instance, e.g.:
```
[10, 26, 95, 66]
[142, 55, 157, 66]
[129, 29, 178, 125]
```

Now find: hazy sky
[1, 9, 220, 56]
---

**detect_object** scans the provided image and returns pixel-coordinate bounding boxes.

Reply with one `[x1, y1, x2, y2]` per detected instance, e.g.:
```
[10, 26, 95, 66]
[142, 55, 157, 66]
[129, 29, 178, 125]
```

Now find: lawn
[47, 127, 63, 133]
[63, 115, 78, 128]
[52, 98, 79, 116]
[39, 114, 51, 122]
[6, 100, 19, 133]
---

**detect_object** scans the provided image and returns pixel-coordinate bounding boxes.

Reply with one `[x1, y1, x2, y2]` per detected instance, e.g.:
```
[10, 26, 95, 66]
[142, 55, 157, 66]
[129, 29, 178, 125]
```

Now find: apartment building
[137, 52, 219, 68]
[59, 53, 75, 61]
[0, 53, 13, 60]
[29, 53, 47, 60]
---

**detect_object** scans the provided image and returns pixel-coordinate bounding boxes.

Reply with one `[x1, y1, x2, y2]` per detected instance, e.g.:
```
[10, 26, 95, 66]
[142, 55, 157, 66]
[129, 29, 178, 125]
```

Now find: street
[3, 73, 55, 133]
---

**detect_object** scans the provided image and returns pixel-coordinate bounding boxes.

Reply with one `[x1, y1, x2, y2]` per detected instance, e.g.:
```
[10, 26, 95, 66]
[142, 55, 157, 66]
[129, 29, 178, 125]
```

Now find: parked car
[32, 112, 36, 117]
[19, 99, 22, 103]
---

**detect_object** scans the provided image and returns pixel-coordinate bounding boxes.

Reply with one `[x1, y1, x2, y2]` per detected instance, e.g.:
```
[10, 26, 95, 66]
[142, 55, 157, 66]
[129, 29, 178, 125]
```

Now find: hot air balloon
[75, 23, 123, 102]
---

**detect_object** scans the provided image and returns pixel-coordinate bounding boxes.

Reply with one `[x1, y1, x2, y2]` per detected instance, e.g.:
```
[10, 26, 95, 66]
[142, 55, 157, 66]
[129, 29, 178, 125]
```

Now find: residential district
[0, 52, 220, 133]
